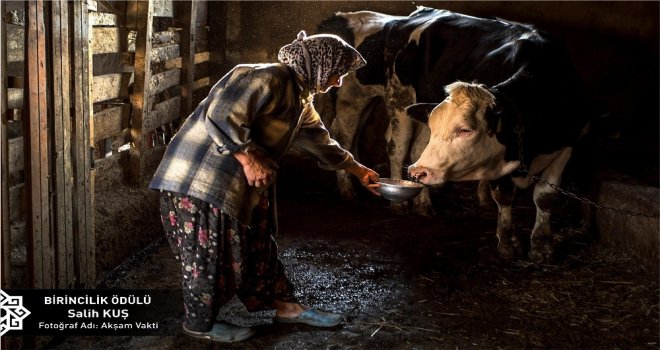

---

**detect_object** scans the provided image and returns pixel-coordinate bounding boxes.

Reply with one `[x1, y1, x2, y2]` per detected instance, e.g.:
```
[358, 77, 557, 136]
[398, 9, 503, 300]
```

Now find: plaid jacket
[149, 63, 354, 225]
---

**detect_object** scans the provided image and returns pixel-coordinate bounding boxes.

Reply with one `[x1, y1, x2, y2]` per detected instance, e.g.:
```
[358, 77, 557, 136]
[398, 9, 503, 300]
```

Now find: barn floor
[43, 165, 658, 350]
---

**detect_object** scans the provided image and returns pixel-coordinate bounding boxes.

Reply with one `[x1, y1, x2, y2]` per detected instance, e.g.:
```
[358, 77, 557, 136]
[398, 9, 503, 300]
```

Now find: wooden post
[1, 0, 10, 289]
[72, 0, 94, 287]
[128, 0, 153, 186]
[178, 0, 198, 118]
[25, 0, 55, 289]
[51, 0, 76, 288]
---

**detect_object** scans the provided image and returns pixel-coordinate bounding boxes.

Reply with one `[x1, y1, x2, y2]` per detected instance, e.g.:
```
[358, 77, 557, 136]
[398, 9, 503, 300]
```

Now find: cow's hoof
[497, 238, 523, 260]
[529, 240, 554, 265]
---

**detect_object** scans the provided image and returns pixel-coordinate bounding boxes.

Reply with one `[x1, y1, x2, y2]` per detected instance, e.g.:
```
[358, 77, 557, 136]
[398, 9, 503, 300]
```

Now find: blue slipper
[182, 322, 255, 342]
[274, 308, 343, 327]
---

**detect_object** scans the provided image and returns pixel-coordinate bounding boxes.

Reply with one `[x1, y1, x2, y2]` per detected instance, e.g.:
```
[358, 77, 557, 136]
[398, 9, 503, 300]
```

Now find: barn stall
[1, 1, 658, 349]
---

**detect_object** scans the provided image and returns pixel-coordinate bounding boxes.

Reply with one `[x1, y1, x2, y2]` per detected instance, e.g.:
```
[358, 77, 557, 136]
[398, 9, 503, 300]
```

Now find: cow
[316, 7, 586, 216]
[407, 61, 591, 263]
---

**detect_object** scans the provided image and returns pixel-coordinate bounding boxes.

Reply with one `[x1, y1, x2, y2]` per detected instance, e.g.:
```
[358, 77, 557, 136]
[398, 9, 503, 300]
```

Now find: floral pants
[159, 191, 297, 332]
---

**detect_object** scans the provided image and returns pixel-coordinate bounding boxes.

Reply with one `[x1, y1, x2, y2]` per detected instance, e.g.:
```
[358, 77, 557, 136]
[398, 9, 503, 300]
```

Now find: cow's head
[408, 81, 520, 185]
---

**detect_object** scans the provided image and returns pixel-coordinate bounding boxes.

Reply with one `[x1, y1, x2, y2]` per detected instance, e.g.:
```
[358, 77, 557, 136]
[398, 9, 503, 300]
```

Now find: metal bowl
[376, 178, 425, 202]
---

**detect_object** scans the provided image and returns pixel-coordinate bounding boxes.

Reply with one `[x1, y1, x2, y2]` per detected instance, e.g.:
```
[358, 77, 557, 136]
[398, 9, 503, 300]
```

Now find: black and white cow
[316, 7, 589, 219]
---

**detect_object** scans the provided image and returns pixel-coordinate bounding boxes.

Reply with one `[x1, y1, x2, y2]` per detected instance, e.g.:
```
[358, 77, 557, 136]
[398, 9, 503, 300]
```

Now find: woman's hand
[345, 162, 380, 196]
[234, 150, 278, 188]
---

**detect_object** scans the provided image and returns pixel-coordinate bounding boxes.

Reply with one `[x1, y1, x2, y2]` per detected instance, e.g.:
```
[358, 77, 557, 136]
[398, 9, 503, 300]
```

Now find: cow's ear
[406, 103, 438, 124]
[484, 105, 502, 135]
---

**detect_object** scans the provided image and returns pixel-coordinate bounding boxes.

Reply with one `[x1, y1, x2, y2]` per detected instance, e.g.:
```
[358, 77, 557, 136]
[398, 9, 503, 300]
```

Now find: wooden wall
[1, 0, 94, 289]
[1, 0, 211, 287]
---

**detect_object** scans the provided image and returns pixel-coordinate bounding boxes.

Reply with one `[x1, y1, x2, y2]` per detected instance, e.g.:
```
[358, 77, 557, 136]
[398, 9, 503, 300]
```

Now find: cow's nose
[408, 166, 427, 180]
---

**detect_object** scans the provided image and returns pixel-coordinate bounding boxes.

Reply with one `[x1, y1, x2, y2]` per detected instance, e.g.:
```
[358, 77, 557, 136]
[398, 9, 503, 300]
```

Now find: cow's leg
[409, 120, 434, 216]
[529, 147, 573, 264]
[477, 179, 491, 207]
[332, 74, 377, 200]
[385, 74, 417, 214]
[490, 178, 523, 260]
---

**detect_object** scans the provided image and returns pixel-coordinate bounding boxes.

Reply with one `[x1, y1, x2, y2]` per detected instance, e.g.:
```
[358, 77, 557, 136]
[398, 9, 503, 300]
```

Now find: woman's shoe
[182, 322, 255, 342]
[274, 308, 343, 327]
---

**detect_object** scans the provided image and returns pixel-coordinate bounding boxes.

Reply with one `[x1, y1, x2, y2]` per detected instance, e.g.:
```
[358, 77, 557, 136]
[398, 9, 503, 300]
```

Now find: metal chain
[532, 174, 658, 219]
[513, 123, 658, 219]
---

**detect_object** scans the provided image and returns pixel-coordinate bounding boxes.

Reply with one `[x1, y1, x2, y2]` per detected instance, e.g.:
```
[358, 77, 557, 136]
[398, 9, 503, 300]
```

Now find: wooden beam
[178, 0, 198, 119]
[151, 43, 179, 63]
[128, 0, 154, 185]
[152, 0, 172, 18]
[72, 0, 94, 287]
[7, 88, 23, 109]
[143, 96, 180, 133]
[149, 68, 180, 97]
[51, 0, 76, 288]
[91, 73, 131, 103]
[1, 0, 11, 289]
[25, 0, 55, 289]
[90, 12, 118, 26]
[93, 104, 130, 141]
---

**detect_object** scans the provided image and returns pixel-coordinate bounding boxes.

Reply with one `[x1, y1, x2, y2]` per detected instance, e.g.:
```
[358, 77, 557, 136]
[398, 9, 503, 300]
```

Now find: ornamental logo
[1, 290, 31, 336]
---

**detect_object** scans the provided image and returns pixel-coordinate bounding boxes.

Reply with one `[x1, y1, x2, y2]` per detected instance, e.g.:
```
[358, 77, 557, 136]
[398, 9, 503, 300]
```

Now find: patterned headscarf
[278, 30, 366, 94]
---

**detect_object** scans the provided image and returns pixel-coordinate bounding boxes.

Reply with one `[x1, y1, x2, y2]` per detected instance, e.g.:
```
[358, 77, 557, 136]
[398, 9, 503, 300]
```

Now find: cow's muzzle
[408, 165, 444, 185]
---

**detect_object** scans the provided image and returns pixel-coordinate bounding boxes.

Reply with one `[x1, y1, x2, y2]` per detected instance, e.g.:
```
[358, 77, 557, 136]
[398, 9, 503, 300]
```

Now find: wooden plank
[193, 76, 210, 91]
[73, 0, 94, 287]
[143, 96, 180, 133]
[91, 27, 122, 54]
[153, 0, 172, 18]
[90, 12, 118, 26]
[152, 30, 176, 45]
[87, 0, 97, 12]
[1, 0, 11, 289]
[52, 0, 76, 288]
[178, 0, 197, 119]
[7, 88, 22, 109]
[195, 51, 209, 64]
[127, 0, 154, 184]
[149, 68, 179, 97]
[8, 137, 24, 174]
[93, 104, 130, 141]
[162, 51, 208, 71]
[91, 73, 131, 103]
[26, 0, 54, 289]
[7, 24, 24, 63]
[151, 43, 179, 63]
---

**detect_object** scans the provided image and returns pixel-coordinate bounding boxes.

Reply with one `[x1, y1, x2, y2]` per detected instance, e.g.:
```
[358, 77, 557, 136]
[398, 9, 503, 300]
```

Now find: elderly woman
[149, 31, 380, 342]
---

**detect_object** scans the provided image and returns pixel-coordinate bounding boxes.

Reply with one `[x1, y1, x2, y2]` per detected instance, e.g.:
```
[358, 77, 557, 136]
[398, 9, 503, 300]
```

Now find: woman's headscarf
[278, 30, 366, 94]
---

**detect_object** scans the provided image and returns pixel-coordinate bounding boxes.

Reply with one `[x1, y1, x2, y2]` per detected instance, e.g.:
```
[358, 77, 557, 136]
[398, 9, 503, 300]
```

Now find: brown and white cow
[408, 78, 590, 264]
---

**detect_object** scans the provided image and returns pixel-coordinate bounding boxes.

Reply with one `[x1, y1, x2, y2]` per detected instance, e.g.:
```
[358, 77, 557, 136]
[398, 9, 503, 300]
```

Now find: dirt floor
[39, 165, 659, 350]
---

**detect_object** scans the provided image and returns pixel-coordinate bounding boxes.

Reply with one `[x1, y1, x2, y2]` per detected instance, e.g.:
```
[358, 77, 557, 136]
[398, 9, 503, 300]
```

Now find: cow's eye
[457, 127, 473, 136]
